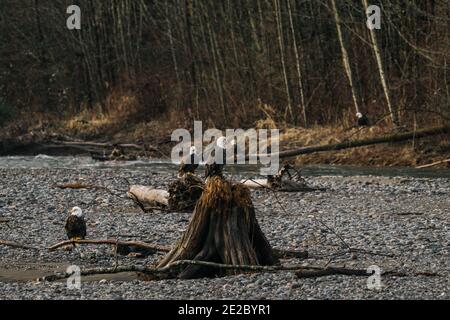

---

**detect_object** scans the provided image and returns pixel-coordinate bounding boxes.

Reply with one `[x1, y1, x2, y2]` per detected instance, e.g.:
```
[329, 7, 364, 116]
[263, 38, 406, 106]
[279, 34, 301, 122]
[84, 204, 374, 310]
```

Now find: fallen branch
[416, 158, 450, 169]
[48, 239, 171, 252]
[296, 266, 369, 278]
[52, 182, 110, 191]
[269, 125, 450, 159]
[0, 240, 39, 250]
[40, 265, 151, 282]
[40, 261, 315, 282]
[40, 259, 439, 282]
[296, 267, 439, 279]
[51, 140, 145, 151]
[273, 248, 309, 259]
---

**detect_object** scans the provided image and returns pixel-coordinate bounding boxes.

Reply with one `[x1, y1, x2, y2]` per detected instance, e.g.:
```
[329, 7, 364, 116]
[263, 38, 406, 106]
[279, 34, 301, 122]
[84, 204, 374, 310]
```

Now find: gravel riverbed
[0, 167, 448, 300]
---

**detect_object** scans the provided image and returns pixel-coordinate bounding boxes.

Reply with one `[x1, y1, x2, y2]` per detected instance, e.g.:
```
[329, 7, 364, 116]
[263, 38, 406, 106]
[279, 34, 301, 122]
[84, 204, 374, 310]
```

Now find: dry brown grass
[278, 123, 450, 167]
[2, 96, 449, 168]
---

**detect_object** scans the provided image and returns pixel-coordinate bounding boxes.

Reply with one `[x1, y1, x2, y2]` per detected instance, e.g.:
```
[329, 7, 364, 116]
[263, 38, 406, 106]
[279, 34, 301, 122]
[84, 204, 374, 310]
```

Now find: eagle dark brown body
[65, 214, 87, 240]
[178, 147, 200, 177]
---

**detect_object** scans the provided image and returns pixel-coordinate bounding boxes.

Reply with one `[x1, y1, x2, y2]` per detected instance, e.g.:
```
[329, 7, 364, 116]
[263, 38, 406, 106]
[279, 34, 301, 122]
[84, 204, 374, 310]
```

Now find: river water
[0, 155, 449, 179]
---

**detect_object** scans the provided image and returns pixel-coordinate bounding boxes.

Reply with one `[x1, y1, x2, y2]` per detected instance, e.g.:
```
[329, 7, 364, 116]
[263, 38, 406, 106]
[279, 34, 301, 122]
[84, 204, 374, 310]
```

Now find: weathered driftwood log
[127, 185, 169, 209]
[241, 178, 324, 192]
[127, 174, 204, 212]
[156, 176, 278, 279]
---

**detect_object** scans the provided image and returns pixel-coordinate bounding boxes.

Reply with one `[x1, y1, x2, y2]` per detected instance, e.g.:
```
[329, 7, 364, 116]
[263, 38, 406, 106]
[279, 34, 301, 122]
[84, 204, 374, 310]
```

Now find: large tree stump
[156, 176, 278, 279]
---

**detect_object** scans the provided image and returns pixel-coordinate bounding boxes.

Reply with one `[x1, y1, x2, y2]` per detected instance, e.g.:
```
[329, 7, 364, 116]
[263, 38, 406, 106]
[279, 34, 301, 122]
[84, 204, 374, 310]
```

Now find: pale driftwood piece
[240, 179, 268, 189]
[127, 185, 169, 207]
[416, 158, 450, 169]
[48, 239, 171, 252]
[0, 240, 39, 250]
[240, 178, 324, 192]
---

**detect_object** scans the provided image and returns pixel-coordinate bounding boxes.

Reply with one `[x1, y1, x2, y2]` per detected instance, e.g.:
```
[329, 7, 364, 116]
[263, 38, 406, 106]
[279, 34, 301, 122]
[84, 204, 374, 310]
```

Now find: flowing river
[0, 155, 449, 179]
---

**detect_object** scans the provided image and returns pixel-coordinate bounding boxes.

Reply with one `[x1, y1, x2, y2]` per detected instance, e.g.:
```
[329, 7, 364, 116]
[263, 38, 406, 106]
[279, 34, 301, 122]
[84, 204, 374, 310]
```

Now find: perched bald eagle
[356, 112, 370, 127]
[178, 146, 200, 177]
[206, 137, 229, 179]
[65, 207, 86, 241]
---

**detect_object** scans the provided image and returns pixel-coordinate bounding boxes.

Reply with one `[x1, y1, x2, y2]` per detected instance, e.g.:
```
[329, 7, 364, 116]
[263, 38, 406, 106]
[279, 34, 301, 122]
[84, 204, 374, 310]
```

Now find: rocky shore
[0, 167, 448, 299]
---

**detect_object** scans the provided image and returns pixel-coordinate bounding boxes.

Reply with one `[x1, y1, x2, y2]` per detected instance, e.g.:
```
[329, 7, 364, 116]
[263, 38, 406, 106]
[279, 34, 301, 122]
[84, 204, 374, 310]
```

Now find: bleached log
[240, 178, 324, 192]
[240, 179, 269, 189]
[128, 185, 169, 207]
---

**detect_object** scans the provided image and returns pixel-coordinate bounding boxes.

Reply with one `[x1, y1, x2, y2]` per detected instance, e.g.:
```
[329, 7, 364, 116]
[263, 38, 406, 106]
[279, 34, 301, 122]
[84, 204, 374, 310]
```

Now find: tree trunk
[287, 0, 307, 127]
[331, 0, 361, 116]
[362, 0, 399, 127]
[157, 176, 278, 279]
[273, 0, 293, 122]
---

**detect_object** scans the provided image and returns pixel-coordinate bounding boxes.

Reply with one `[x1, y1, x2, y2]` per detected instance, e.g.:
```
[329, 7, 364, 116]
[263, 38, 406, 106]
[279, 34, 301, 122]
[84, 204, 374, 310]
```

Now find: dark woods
[0, 0, 448, 128]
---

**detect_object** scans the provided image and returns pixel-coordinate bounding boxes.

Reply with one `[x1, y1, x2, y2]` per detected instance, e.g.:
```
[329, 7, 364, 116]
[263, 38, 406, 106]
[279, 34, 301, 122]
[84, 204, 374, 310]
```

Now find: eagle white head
[216, 136, 227, 149]
[189, 146, 197, 155]
[70, 207, 83, 218]
[356, 112, 363, 119]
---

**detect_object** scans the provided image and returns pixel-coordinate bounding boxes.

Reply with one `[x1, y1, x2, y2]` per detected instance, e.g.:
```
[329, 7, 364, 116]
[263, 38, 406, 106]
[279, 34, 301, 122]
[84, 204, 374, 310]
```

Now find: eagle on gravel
[65, 207, 87, 241]
[178, 146, 200, 177]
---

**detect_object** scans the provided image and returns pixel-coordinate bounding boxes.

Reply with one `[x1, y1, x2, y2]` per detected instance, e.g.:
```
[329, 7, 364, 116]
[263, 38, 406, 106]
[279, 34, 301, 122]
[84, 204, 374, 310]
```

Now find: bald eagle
[65, 207, 86, 241]
[356, 112, 370, 127]
[178, 146, 200, 177]
[205, 137, 236, 179]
